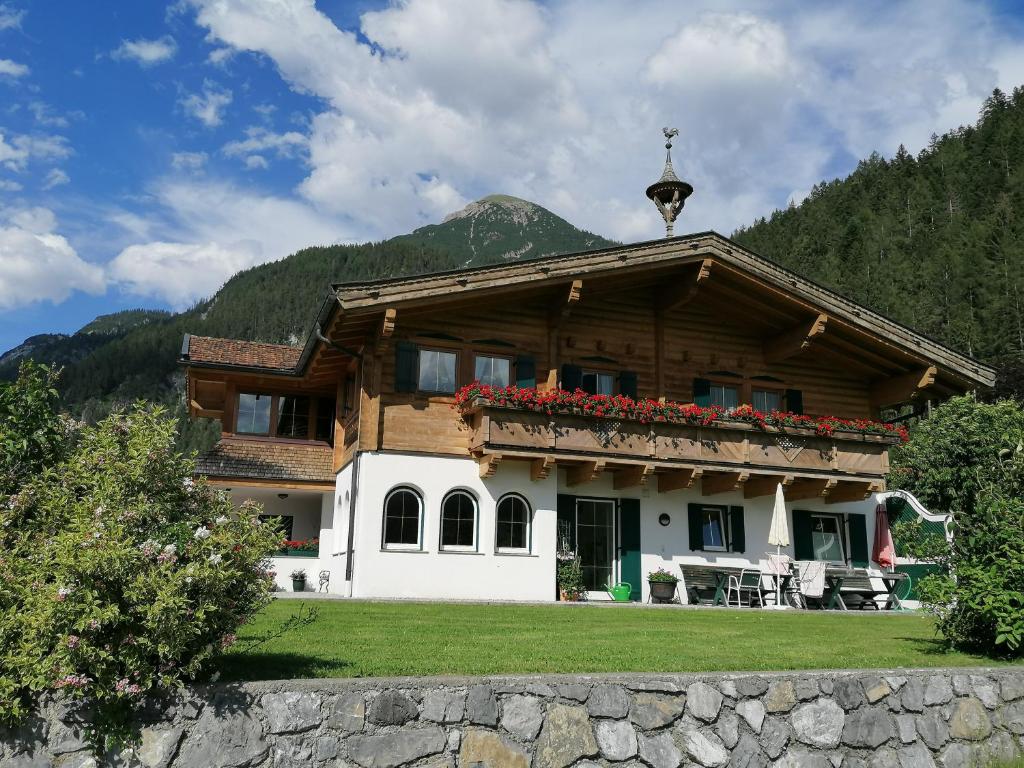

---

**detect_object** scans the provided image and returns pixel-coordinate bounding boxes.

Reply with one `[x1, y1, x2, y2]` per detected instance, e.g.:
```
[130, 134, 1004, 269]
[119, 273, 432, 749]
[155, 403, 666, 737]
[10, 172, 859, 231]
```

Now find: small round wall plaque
[658, 513, 671, 527]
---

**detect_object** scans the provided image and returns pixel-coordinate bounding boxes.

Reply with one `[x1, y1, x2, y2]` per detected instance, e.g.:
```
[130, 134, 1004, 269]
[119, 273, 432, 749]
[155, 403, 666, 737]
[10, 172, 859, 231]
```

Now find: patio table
[879, 571, 909, 610]
[764, 571, 795, 607]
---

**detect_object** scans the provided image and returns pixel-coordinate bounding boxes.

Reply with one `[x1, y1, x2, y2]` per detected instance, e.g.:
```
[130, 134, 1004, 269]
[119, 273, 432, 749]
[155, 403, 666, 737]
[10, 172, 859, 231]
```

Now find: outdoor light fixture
[659, 513, 671, 526]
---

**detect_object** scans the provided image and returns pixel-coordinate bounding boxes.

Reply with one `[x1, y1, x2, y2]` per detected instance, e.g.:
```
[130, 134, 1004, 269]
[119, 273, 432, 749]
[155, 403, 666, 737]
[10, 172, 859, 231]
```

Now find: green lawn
[217, 600, 1018, 681]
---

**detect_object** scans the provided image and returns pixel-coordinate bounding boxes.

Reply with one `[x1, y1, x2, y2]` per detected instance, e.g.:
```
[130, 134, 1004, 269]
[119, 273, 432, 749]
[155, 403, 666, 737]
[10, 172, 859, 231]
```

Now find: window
[701, 507, 727, 550]
[383, 487, 423, 550]
[474, 355, 511, 388]
[418, 349, 458, 393]
[440, 490, 477, 551]
[709, 383, 739, 409]
[752, 389, 782, 412]
[581, 370, 615, 396]
[276, 395, 310, 439]
[496, 494, 531, 552]
[811, 513, 845, 562]
[237, 393, 272, 435]
[315, 397, 336, 443]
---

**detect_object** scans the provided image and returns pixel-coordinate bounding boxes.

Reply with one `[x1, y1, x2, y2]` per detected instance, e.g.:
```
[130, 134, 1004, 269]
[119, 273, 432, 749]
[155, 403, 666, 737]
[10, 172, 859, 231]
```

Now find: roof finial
[646, 127, 693, 238]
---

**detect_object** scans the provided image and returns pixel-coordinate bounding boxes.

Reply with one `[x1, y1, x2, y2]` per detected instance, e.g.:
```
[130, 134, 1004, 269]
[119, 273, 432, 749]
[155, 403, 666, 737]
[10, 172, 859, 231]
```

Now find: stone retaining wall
[3, 668, 1024, 767]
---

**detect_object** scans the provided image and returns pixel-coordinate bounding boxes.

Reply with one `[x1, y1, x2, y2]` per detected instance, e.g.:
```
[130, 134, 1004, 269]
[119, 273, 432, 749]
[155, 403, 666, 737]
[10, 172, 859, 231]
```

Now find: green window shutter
[561, 364, 582, 391]
[693, 378, 712, 407]
[515, 355, 536, 388]
[618, 370, 638, 399]
[556, 494, 577, 554]
[395, 341, 418, 393]
[785, 388, 804, 415]
[728, 506, 745, 553]
[688, 504, 704, 551]
[847, 513, 869, 567]
[793, 509, 814, 560]
[619, 498, 642, 601]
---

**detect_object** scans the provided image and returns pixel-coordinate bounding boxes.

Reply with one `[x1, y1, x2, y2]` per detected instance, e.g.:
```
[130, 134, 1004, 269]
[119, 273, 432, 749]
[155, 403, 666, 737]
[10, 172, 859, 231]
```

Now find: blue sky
[3, 0, 1024, 354]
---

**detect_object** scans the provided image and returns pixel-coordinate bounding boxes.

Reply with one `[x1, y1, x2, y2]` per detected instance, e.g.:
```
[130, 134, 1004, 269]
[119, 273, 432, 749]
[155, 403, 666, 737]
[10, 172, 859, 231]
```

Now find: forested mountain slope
[734, 88, 1024, 380]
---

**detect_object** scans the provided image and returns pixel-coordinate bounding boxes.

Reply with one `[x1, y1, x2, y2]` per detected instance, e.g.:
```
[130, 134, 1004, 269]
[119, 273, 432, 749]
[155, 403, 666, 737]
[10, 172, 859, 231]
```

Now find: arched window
[382, 487, 423, 550]
[495, 493, 531, 553]
[440, 490, 478, 551]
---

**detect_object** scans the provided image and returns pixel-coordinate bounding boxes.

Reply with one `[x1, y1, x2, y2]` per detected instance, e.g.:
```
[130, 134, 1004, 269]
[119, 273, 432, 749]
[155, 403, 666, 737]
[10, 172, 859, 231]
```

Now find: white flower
[183, 478, 195, 491]
[214, 515, 228, 525]
[193, 527, 211, 540]
[163, 544, 177, 554]
[209, 671, 221, 682]
[208, 554, 223, 565]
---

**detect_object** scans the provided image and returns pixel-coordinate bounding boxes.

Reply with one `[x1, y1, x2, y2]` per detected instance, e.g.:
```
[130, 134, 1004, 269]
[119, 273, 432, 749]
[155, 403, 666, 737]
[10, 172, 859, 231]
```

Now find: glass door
[576, 498, 617, 596]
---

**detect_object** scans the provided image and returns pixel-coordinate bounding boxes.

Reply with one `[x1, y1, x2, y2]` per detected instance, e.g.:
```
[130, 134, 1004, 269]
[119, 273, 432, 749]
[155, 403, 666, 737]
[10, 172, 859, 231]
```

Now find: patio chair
[765, 553, 794, 607]
[318, 570, 331, 592]
[792, 560, 827, 609]
[726, 569, 764, 608]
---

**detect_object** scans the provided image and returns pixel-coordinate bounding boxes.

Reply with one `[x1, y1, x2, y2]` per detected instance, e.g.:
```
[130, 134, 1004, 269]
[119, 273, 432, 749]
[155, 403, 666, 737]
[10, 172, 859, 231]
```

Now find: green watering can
[608, 582, 632, 602]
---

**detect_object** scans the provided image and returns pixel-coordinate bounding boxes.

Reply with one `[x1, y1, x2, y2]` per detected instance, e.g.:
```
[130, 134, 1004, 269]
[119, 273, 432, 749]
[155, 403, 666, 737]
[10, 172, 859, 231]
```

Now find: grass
[217, 600, 1020, 682]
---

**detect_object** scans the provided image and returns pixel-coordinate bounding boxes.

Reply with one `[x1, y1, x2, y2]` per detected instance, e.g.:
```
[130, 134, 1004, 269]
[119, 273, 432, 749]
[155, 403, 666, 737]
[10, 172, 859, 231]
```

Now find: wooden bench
[679, 564, 771, 607]
[820, 568, 907, 610]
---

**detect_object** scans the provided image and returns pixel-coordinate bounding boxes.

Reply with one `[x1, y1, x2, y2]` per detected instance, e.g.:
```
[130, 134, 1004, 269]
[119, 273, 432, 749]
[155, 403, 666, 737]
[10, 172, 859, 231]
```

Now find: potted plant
[648, 567, 680, 603]
[557, 556, 586, 602]
[290, 568, 307, 592]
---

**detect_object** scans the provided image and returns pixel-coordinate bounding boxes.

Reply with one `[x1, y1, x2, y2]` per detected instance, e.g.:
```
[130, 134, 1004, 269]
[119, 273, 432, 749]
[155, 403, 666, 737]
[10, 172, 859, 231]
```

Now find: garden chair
[764, 553, 795, 607]
[792, 560, 827, 609]
[318, 570, 331, 592]
[727, 569, 764, 608]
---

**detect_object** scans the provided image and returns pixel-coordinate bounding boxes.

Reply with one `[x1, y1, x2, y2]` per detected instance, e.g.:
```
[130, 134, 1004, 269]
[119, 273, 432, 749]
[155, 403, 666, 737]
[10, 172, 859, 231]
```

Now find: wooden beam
[550, 279, 582, 324]
[701, 471, 750, 497]
[544, 280, 582, 390]
[478, 453, 502, 478]
[565, 459, 605, 487]
[743, 474, 794, 499]
[826, 480, 882, 504]
[871, 366, 938, 408]
[657, 467, 703, 493]
[530, 456, 555, 482]
[656, 259, 712, 312]
[763, 314, 828, 364]
[613, 463, 654, 490]
[654, 307, 666, 402]
[784, 478, 838, 502]
[380, 307, 397, 337]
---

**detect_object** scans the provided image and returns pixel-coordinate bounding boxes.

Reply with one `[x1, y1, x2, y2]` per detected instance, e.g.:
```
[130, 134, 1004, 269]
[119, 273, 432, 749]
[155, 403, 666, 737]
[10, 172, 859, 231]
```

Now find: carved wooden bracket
[657, 467, 703, 493]
[743, 474, 794, 499]
[701, 470, 750, 496]
[478, 453, 502, 479]
[825, 480, 882, 504]
[613, 463, 654, 490]
[784, 477, 838, 502]
[565, 459, 605, 487]
[871, 366, 938, 408]
[656, 259, 713, 312]
[763, 313, 827, 363]
[530, 456, 555, 482]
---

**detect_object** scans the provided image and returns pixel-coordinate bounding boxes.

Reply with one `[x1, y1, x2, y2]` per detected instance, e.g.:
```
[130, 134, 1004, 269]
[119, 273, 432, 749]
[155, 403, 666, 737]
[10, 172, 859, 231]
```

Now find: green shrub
[0, 366, 281, 750]
[557, 556, 585, 601]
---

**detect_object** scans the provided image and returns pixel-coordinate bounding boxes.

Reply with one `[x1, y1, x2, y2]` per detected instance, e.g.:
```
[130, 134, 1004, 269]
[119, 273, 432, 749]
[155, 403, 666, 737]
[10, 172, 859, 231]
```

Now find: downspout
[343, 353, 369, 597]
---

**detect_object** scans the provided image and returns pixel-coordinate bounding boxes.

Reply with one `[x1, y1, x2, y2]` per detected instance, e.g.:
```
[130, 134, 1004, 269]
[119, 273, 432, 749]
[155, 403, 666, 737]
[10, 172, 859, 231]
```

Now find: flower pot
[649, 580, 678, 603]
[292, 578, 306, 592]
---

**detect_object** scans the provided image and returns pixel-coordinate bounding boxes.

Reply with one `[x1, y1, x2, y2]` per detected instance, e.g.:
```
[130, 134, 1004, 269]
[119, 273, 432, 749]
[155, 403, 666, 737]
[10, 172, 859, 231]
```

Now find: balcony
[461, 400, 898, 502]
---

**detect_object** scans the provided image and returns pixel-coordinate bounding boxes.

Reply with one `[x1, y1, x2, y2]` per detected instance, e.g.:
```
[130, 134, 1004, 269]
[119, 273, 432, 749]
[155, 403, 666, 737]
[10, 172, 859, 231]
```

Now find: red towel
[872, 503, 896, 569]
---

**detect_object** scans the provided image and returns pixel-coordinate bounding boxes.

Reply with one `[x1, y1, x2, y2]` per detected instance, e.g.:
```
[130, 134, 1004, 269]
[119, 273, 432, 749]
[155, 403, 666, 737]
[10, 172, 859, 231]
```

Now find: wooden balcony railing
[462, 401, 897, 501]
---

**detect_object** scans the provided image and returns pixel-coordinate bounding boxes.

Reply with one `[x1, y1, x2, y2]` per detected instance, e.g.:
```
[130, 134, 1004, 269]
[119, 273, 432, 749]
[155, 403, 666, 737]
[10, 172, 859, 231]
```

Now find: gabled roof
[182, 334, 302, 373]
[182, 230, 997, 391]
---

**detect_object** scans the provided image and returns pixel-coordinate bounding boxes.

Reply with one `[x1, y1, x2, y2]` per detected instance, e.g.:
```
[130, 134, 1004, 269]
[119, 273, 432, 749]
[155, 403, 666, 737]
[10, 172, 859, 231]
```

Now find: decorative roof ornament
[646, 127, 693, 238]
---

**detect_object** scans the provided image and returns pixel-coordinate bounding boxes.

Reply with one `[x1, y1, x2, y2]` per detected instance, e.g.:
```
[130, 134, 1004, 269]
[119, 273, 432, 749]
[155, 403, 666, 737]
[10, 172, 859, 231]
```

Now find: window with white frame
[811, 513, 845, 562]
[701, 507, 727, 550]
[417, 348, 458, 393]
[440, 490, 477, 551]
[474, 355, 511, 387]
[495, 494, 531, 553]
[382, 487, 423, 550]
[752, 389, 782, 412]
[581, 370, 615, 396]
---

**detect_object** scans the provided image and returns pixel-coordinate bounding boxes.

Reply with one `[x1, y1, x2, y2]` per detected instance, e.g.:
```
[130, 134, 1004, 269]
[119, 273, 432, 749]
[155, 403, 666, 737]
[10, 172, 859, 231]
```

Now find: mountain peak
[441, 194, 539, 225]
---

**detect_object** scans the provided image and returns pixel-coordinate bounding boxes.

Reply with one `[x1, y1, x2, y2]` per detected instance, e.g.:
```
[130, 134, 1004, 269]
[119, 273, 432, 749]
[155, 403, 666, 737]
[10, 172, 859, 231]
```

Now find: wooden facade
[182, 232, 996, 490]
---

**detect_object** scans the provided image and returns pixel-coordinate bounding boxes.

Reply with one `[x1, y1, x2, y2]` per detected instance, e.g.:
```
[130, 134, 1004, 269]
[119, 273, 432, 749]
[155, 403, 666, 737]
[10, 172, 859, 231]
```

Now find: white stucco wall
[350, 453, 558, 601]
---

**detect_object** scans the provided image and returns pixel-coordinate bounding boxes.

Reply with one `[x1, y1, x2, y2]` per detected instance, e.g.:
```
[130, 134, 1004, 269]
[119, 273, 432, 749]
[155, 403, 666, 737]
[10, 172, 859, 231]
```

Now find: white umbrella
[766, 482, 791, 610]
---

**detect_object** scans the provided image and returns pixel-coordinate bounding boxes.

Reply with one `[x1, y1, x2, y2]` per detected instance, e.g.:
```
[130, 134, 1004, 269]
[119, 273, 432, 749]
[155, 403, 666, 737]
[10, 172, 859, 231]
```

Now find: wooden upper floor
[182, 232, 995, 493]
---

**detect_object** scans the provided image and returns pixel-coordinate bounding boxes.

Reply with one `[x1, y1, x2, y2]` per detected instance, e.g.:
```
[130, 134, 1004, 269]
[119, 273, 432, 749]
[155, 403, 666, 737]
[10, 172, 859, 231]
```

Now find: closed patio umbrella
[873, 503, 896, 570]
[766, 482, 790, 609]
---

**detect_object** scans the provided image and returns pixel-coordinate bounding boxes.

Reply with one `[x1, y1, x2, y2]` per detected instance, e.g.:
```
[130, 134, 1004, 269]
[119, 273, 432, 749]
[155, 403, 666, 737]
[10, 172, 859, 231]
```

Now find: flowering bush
[0, 366, 280, 750]
[455, 383, 908, 442]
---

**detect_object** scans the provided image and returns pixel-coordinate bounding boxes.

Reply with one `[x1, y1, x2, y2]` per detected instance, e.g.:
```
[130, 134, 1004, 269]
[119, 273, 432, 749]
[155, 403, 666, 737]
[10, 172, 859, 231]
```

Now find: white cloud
[179, 79, 232, 127]
[28, 102, 70, 128]
[41, 168, 69, 189]
[0, 58, 28, 78]
[0, 4, 24, 31]
[207, 46, 234, 66]
[111, 36, 178, 66]
[0, 130, 71, 171]
[0, 207, 105, 310]
[108, 179, 343, 307]
[171, 151, 208, 171]
[0, 178, 21, 192]
[223, 126, 306, 168]
[184, 0, 1024, 243]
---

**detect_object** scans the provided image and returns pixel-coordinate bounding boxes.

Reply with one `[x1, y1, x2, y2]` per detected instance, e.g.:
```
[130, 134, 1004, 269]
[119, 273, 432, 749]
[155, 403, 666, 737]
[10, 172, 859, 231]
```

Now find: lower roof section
[195, 438, 335, 486]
